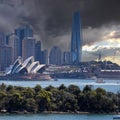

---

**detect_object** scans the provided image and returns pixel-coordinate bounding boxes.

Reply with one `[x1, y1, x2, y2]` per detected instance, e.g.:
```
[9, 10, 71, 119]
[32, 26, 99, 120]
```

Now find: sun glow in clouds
[82, 28, 120, 64]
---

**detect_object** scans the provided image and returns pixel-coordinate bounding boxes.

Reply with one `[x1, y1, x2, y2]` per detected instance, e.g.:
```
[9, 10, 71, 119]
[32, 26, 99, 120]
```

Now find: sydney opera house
[3, 56, 52, 80]
[6, 56, 45, 75]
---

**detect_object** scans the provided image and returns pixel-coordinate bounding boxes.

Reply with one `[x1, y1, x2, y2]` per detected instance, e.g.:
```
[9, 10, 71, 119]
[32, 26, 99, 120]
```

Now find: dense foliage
[0, 83, 119, 114]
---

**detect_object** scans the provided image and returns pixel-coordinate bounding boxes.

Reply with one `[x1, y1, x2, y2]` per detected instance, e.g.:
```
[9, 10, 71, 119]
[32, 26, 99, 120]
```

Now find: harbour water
[0, 113, 115, 120]
[0, 78, 119, 93]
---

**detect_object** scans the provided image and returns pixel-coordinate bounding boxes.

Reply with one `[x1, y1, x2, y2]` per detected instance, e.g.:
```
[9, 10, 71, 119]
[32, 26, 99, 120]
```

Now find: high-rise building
[71, 11, 82, 65]
[0, 32, 5, 46]
[15, 25, 33, 56]
[0, 45, 12, 71]
[49, 46, 62, 65]
[63, 51, 71, 65]
[41, 49, 48, 64]
[22, 37, 35, 60]
[8, 34, 19, 63]
[5, 33, 14, 45]
[35, 41, 42, 63]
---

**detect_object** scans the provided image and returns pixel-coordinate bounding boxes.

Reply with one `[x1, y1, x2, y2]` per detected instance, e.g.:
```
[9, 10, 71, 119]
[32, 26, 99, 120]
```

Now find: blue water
[0, 114, 114, 120]
[0, 78, 120, 93]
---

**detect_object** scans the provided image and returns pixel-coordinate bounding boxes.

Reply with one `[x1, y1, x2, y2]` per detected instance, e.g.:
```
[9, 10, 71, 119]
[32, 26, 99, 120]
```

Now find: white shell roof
[7, 56, 46, 74]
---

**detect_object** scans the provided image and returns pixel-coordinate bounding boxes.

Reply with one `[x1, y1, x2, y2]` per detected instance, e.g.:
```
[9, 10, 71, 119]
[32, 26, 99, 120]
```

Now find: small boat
[95, 78, 105, 83]
[113, 114, 120, 119]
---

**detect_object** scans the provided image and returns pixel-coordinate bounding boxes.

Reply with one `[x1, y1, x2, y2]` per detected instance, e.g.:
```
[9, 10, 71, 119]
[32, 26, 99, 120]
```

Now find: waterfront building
[63, 51, 71, 65]
[41, 49, 48, 64]
[15, 25, 33, 56]
[22, 37, 35, 60]
[0, 45, 12, 71]
[35, 41, 42, 63]
[6, 56, 46, 75]
[71, 11, 82, 65]
[49, 46, 62, 65]
[8, 34, 19, 63]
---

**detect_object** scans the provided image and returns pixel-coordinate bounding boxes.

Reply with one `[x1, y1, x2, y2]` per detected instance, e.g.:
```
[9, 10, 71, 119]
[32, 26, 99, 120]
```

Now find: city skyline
[0, 1, 120, 64]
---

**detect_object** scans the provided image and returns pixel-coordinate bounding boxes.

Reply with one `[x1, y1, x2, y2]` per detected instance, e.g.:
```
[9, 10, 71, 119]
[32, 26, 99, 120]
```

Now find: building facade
[15, 25, 33, 57]
[22, 37, 35, 60]
[35, 41, 42, 63]
[41, 49, 48, 64]
[0, 32, 5, 46]
[49, 46, 62, 65]
[71, 11, 82, 65]
[0, 45, 12, 71]
[8, 34, 19, 63]
[63, 51, 71, 65]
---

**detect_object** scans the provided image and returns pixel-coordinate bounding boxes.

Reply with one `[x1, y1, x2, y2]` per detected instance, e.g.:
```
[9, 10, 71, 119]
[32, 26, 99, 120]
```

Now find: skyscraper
[35, 41, 42, 63]
[0, 45, 12, 71]
[22, 37, 35, 60]
[8, 34, 19, 63]
[49, 46, 62, 65]
[41, 49, 48, 64]
[15, 25, 33, 56]
[71, 11, 82, 65]
[63, 51, 71, 65]
[0, 32, 5, 46]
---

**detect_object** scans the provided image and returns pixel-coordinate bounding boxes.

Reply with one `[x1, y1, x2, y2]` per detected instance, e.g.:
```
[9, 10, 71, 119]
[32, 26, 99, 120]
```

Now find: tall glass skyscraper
[71, 11, 82, 65]
[15, 25, 33, 57]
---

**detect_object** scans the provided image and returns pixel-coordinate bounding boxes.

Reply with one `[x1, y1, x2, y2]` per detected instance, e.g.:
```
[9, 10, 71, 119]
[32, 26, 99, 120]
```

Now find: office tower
[8, 34, 19, 63]
[35, 41, 42, 63]
[5, 33, 14, 45]
[22, 37, 35, 60]
[49, 46, 62, 65]
[0, 32, 5, 46]
[15, 25, 33, 56]
[41, 49, 48, 64]
[71, 11, 82, 65]
[0, 45, 12, 71]
[63, 51, 71, 65]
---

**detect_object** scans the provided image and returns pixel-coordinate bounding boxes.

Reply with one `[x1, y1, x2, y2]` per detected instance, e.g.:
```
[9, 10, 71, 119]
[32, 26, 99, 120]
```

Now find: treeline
[0, 83, 119, 114]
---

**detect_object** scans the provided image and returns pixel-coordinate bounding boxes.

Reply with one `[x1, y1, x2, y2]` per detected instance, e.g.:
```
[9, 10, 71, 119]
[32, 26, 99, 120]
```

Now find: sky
[0, 0, 120, 64]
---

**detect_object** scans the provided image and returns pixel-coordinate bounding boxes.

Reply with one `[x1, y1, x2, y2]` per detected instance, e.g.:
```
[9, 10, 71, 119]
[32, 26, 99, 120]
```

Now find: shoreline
[0, 110, 115, 115]
[0, 77, 120, 81]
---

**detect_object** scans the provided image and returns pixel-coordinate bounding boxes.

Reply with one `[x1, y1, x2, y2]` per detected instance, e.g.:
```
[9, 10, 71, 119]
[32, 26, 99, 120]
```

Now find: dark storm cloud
[0, 0, 120, 49]
[32, 0, 120, 34]
[27, 0, 120, 48]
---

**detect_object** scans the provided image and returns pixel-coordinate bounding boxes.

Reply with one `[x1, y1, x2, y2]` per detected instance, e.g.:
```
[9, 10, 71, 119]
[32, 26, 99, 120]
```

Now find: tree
[58, 84, 67, 91]
[25, 98, 38, 113]
[34, 84, 42, 93]
[0, 83, 6, 91]
[0, 91, 7, 110]
[36, 89, 51, 112]
[83, 85, 92, 93]
[7, 92, 23, 112]
[68, 85, 81, 96]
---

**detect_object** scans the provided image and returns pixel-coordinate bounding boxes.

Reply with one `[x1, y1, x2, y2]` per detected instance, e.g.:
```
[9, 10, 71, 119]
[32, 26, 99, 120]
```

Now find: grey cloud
[0, 0, 120, 50]
[109, 31, 120, 39]
[82, 47, 120, 61]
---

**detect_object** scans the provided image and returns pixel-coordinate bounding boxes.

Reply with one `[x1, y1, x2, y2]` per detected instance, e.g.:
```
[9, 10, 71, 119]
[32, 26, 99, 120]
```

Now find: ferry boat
[95, 78, 105, 83]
